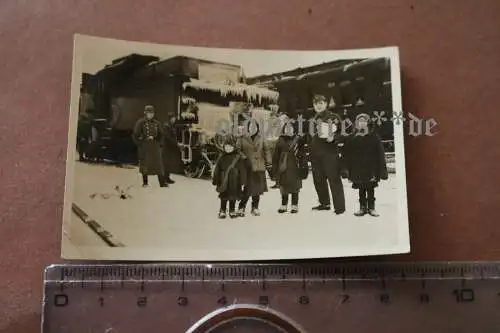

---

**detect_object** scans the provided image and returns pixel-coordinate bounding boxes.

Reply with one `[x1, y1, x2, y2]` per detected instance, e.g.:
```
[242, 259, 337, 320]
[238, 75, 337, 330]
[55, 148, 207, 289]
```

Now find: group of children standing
[212, 94, 389, 219]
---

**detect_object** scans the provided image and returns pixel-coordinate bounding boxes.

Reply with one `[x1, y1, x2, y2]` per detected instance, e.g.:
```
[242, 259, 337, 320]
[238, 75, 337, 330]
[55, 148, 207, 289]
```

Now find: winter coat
[271, 135, 308, 194]
[161, 123, 181, 173]
[237, 135, 272, 172]
[212, 152, 247, 200]
[237, 134, 272, 196]
[342, 131, 388, 189]
[132, 117, 164, 175]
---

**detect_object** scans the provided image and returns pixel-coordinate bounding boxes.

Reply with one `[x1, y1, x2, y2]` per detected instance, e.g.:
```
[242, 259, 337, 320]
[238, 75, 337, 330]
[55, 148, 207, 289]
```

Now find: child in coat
[343, 113, 388, 217]
[272, 122, 308, 214]
[212, 136, 247, 219]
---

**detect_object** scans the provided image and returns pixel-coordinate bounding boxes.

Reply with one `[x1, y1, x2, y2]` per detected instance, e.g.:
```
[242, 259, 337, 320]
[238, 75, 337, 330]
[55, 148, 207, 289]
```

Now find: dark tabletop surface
[1, 1, 500, 332]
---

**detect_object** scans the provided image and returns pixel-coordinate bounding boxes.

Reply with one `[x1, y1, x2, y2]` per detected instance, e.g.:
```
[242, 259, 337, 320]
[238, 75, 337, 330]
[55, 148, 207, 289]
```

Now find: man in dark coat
[162, 116, 180, 184]
[132, 105, 167, 187]
[308, 94, 346, 214]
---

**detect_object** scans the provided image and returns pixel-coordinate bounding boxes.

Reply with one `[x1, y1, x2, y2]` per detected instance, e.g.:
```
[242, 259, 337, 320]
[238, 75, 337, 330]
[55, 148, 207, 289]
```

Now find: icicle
[182, 79, 279, 102]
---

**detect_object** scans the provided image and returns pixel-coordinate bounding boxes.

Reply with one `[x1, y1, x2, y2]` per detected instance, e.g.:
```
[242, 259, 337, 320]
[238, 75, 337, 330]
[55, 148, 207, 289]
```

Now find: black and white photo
[62, 34, 409, 260]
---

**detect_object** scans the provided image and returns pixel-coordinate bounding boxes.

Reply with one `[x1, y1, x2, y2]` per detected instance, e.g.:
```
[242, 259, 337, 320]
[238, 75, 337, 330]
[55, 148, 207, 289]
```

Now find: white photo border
[61, 34, 410, 260]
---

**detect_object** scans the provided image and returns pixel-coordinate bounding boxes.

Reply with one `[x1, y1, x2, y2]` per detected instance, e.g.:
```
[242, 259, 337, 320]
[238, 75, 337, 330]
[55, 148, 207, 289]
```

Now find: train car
[247, 57, 394, 151]
[78, 54, 279, 177]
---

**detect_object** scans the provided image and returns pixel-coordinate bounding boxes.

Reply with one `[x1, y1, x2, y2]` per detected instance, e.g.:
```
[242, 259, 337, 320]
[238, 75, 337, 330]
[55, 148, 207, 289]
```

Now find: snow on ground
[66, 161, 406, 260]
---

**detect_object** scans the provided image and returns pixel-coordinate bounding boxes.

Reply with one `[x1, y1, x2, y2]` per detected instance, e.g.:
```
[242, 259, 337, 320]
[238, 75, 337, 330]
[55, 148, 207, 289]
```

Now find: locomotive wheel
[183, 162, 205, 178]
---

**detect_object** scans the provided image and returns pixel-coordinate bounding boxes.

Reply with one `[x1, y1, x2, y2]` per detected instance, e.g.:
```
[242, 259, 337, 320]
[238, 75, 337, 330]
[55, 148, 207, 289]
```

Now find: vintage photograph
[62, 34, 409, 260]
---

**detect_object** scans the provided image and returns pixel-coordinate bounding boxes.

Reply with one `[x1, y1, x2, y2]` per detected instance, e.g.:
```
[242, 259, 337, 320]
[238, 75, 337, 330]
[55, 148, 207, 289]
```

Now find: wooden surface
[1, 0, 500, 332]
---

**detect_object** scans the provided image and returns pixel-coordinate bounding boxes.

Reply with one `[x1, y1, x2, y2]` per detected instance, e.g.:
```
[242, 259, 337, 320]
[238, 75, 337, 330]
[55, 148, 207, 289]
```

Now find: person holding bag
[212, 136, 247, 219]
[236, 121, 272, 217]
[272, 121, 308, 214]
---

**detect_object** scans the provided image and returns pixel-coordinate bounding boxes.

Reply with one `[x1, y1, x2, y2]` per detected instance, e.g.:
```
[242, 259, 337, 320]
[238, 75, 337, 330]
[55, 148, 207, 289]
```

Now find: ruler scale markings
[301, 269, 306, 291]
[192, 266, 198, 280]
[261, 268, 266, 291]
[140, 268, 145, 292]
[58, 267, 65, 292]
[220, 268, 225, 292]
[120, 269, 125, 289]
[181, 269, 185, 292]
[341, 268, 346, 291]
[80, 269, 85, 289]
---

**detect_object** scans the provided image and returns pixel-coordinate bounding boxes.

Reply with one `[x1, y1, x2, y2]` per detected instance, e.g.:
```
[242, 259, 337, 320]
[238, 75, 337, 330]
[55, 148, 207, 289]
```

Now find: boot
[218, 210, 227, 219]
[165, 172, 175, 184]
[278, 205, 287, 213]
[368, 193, 380, 217]
[251, 208, 261, 216]
[334, 208, 346, 215]
[237, 208, 245, 217]
[368, 201, 379, 217]
[291, 205, 299, 214]
[354, 204, 367, 217]
[158, 175, 168, 188]
[312, 204, 331, 211]
[229, 211, 238, 219]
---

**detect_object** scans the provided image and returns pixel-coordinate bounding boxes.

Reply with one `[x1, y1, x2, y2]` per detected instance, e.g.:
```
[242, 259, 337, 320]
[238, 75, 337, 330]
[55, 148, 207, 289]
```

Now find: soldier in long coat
[132, 105, 166, 187]
[308, 94, 346, 214]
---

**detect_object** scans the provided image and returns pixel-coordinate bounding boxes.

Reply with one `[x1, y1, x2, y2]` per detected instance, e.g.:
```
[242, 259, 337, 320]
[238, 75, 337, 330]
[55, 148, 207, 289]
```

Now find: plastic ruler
[42, 262, 500, 332]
